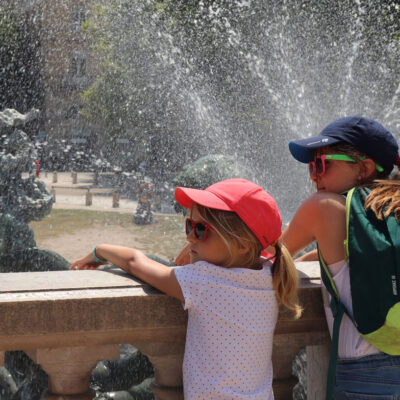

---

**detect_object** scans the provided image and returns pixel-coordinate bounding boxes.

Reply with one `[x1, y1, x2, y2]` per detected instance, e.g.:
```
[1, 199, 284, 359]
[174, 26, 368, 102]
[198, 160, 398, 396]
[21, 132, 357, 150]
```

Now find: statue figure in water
[133, 177, 155, 225]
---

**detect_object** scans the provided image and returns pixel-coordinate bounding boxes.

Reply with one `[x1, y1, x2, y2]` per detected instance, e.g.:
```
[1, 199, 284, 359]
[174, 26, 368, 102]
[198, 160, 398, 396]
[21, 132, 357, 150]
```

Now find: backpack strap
[343, 187, 355, 262]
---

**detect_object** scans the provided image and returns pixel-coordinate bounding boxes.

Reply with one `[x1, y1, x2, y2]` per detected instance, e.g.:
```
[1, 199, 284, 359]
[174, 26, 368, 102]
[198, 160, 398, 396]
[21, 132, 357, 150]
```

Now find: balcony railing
[0, 262, 330, 399]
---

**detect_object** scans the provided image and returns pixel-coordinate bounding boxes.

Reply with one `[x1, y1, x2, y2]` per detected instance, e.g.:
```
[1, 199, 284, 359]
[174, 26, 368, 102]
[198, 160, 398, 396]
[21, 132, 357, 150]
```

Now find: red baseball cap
[174, 178, 282, 249]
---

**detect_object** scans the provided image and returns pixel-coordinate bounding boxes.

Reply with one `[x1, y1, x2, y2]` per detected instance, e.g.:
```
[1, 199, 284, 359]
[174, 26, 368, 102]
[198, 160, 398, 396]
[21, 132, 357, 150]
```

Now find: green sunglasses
[309, 154, 384, 177]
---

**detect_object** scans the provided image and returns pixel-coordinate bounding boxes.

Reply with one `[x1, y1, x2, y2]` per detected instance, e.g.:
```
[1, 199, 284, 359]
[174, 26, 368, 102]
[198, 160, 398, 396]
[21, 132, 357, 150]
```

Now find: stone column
[25, 345, 119, 399]
[85, 189, 92, 206]
[112, 192, 120, 208]
[51, 187, 56, 202]
[305, 344, 330, 398]
[138, 341, 185, 400]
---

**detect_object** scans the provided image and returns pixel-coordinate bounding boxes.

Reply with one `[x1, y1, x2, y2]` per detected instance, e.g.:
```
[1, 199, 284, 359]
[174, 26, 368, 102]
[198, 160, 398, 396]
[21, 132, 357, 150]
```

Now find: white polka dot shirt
[174, 260, 278, 400]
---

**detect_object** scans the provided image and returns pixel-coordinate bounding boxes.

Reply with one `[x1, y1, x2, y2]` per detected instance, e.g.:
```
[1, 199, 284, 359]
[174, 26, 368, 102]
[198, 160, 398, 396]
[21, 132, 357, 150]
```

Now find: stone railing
[0, 262, 330, 400]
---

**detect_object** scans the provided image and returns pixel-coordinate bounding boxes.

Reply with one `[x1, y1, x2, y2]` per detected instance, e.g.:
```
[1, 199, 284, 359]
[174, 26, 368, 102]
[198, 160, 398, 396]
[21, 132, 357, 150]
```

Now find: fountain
[134, 178, 155, 225]
[1, 1, 400, 399]
[0, 109, 159, 399]
[0, 108, 70, 273]
[171, 154, 249, 212]
[80, 0, 400, 223]
[0, 109, 71, 399]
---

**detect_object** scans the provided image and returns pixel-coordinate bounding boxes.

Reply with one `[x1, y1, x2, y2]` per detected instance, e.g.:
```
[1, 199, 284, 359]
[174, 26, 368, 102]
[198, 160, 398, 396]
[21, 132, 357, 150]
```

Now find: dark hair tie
[395, 155, 400, 166]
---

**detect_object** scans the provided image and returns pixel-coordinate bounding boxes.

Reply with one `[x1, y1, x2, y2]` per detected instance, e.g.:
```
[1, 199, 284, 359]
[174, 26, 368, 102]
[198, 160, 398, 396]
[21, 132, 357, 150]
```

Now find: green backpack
[318, 186, 400, 400]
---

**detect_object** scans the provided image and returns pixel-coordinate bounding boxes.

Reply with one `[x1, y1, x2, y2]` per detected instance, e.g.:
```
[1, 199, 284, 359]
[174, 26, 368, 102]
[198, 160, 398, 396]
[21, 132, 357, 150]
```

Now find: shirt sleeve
[174, 263, 208, 310]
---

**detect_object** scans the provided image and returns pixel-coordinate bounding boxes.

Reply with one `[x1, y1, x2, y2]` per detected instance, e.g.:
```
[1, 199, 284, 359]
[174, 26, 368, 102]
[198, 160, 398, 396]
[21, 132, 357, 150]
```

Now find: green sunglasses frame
[309, 154, 384, 177]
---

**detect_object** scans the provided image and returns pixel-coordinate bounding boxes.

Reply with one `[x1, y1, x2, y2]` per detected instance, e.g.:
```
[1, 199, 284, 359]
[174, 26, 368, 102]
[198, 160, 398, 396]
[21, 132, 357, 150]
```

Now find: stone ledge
[0, 261, 328, 400]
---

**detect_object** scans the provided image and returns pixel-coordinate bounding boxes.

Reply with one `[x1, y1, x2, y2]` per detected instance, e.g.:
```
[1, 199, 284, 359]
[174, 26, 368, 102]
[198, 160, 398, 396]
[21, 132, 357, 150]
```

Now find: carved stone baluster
[138, 341, 185, 400]
[25, 345, 119, 400]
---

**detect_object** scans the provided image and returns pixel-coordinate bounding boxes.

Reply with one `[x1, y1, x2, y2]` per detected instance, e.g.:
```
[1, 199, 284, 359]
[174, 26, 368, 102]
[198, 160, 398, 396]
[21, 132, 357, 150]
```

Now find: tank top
[322, 259, 380, 359]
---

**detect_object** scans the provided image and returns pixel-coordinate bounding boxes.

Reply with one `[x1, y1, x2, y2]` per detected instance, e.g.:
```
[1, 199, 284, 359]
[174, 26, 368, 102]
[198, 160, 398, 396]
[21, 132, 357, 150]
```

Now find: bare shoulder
[301, 192, 346, 217]
[283, 192, 345, 256]
[309, 192, 347, 259]
[307, 191, 346, 205]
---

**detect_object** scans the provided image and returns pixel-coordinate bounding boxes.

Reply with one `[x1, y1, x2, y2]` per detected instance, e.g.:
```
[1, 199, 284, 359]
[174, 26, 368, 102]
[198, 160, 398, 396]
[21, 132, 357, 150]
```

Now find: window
[65, 104, 81, 120]
[71, 51, 86, 77]
[72, 6, 86, 32]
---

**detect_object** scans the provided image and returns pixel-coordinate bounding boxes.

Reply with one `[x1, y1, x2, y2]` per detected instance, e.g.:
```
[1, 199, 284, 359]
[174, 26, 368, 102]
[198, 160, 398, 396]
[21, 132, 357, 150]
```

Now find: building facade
[9, 0, 102, 145]
[39, 0, 101, 145]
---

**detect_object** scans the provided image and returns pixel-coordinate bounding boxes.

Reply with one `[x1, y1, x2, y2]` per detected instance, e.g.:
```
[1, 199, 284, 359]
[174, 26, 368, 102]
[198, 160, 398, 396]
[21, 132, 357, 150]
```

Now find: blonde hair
[193, 204, 302, 318]
[271, 241, 302, 319]
[364, 177, 400, 221]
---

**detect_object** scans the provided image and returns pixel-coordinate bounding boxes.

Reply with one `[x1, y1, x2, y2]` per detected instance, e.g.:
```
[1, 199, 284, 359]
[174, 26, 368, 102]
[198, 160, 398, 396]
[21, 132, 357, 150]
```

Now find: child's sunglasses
[185, 218, 213, 241]
[309, 154, 384, 177]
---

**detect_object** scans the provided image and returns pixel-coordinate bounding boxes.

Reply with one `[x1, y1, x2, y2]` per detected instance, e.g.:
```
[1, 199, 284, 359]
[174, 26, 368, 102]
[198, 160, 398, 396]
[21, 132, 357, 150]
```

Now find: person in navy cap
[282, 116, 400, 399]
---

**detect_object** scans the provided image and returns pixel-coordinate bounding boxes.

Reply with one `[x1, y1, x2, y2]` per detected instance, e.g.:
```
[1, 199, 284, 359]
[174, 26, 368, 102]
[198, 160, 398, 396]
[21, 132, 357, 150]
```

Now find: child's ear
[237, 241, 251, 255]
[361, 158, 378, 179]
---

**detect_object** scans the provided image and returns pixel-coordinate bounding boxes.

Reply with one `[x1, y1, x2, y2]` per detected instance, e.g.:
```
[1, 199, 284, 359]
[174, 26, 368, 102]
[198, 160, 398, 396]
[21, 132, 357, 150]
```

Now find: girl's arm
[70, 244, 184, 301]
[282, 192, 346, 264]
[281, 196, 319, 257]
[294, 249, 318, 261]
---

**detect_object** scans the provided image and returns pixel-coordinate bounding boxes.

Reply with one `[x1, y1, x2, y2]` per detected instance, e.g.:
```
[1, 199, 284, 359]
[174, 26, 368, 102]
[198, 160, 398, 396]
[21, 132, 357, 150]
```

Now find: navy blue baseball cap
[289, 116, 400, 172]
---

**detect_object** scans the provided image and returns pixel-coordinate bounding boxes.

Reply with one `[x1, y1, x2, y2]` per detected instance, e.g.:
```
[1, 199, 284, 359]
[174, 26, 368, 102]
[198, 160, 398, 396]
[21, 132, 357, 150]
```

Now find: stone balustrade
[0, 262, 330, 399]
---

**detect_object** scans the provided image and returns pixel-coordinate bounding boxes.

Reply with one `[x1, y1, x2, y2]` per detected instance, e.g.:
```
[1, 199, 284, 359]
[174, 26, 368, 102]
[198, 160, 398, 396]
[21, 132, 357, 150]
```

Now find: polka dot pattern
[174, 260, 278, 400]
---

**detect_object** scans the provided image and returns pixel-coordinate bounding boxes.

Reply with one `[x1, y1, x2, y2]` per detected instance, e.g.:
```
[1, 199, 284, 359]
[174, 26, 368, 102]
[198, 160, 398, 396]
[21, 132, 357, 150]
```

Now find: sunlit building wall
[40, 0, 102, 145]
[9, 0, 102, 145]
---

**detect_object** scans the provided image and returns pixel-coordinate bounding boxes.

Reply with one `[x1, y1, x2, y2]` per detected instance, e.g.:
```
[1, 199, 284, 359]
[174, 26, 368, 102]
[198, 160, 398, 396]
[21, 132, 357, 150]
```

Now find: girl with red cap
[71, 178, 301, 399]
[283, 116, 400, 399]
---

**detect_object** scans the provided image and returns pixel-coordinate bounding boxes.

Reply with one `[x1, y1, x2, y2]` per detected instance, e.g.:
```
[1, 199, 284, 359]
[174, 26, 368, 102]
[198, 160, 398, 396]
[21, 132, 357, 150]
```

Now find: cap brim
[175, 187, 232, 211]
[289, 135, 341, 163]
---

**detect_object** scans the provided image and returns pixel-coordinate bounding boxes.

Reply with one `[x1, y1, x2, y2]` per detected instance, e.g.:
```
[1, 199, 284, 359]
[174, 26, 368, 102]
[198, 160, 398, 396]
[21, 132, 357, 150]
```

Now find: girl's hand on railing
[70, 253, 104, 270]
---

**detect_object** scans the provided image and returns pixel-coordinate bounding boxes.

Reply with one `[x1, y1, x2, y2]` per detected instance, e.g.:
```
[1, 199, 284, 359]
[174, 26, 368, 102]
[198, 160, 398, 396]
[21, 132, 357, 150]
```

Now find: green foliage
[0, 6, 18, 49]
[81, 69, 128, 138]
